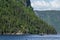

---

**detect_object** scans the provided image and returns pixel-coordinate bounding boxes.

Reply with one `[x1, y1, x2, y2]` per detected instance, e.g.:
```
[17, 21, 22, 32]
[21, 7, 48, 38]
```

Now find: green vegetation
[0, 0, 57, 34]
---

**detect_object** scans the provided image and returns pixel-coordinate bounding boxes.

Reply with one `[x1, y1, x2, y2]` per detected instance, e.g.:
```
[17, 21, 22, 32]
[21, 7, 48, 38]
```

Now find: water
[0, 35, 60, 40]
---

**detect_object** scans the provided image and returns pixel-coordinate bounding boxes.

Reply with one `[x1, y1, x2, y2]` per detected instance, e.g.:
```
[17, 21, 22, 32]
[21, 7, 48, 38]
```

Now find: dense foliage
[0, 0, 57, 34]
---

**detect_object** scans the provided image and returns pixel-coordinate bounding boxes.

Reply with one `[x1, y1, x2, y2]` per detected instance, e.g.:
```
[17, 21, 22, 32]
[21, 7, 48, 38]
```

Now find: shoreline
[0, 33, 57, 36]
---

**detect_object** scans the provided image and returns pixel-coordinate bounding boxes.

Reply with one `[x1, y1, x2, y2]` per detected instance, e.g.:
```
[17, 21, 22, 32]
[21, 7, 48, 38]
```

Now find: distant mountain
[35, 10, 60, 34]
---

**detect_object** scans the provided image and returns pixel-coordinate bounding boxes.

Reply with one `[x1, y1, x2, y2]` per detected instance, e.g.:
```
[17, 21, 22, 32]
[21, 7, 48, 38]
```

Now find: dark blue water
[0, 35, 60, 40]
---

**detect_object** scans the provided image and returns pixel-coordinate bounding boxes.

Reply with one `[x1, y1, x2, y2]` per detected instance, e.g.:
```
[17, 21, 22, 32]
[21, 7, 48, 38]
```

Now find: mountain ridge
[35, 10, 60, 34]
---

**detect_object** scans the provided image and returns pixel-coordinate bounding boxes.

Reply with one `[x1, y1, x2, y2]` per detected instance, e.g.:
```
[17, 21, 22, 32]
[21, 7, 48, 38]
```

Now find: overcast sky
[30, 0, 60, 10]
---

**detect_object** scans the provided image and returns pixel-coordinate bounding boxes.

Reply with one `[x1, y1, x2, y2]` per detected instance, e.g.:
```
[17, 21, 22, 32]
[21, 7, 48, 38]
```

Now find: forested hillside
[0, 0, 57, 35]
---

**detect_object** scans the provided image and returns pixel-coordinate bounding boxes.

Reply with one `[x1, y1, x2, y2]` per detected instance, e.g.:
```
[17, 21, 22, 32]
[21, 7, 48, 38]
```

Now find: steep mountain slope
[35, 10, 60, 33]
[0, 0, 57, 34]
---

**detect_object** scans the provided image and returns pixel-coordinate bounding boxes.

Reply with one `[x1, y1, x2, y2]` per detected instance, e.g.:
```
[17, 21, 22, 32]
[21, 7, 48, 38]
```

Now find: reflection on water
[0, 35, 60, 40]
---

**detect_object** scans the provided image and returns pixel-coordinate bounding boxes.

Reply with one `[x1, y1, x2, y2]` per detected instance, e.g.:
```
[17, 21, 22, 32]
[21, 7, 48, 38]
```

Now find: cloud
[50, 0, 60, 8]
[31, 0, 60, 10]
[31, 1, 49, 7]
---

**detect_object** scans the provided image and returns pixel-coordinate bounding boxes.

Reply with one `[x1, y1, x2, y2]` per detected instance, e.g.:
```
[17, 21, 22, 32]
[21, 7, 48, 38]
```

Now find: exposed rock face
[19, 0, 31, 7]
[26, 0, 31, 7]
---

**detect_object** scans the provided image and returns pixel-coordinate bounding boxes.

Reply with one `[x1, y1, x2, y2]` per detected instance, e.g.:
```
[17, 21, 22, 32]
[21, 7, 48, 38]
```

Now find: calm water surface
[0, 35, 60, 40]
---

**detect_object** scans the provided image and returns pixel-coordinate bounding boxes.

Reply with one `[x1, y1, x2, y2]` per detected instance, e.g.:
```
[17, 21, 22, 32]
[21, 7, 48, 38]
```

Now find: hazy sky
[30, 0, 60, 10]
